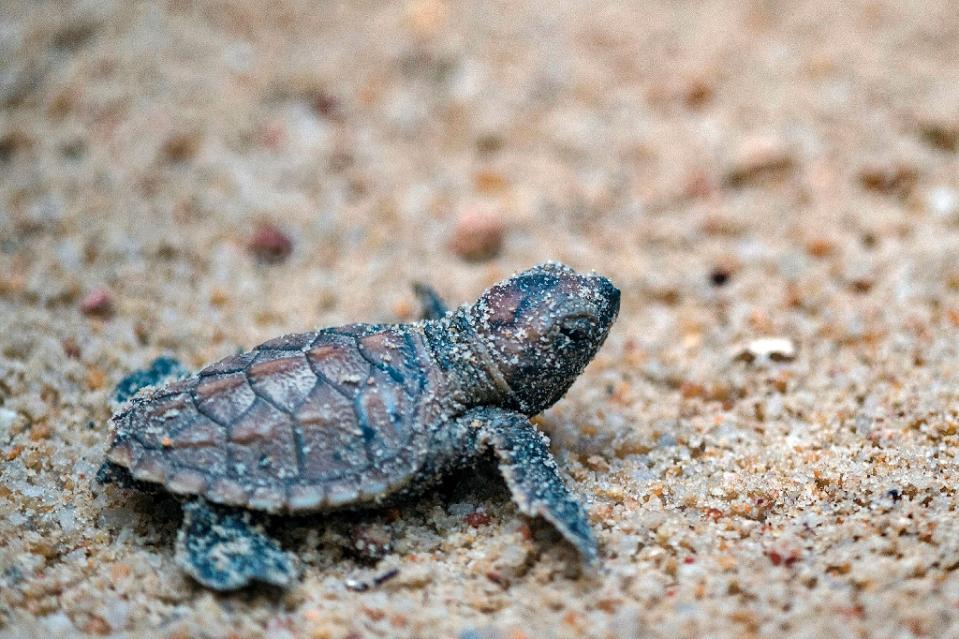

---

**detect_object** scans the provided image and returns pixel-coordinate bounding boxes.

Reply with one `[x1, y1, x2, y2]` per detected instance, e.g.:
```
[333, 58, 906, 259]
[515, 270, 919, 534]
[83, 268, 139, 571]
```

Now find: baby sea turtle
[98, 262, 620, 590]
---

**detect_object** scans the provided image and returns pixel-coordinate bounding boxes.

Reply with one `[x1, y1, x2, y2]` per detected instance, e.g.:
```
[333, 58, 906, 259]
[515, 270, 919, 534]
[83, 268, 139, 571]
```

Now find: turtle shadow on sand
[96, 264, 620, 591]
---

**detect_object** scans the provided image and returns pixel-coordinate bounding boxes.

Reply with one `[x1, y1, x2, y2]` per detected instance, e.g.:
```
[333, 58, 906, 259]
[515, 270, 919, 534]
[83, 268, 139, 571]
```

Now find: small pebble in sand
[682, 77, 714, 109]
[805, 237, 836, 258]
[62, 337, 81, 358]
[448, 207, 505, 261]
[475, 133, 504, 156]
[465, 511, 492, 528]
[734, 337, 797, 364]
[309, 89, 340, 118]
[919, 119, 959, 152]
[724, 135, 795, 187]
[0, 130, 32, 162]
[858, 162, 918, 198]
[79, 288, 114, 318]
[160, 131, 200, 163]
[248, 222, 293, 264]
[709, 267, 731, 287]
[767, 538, 802, 567]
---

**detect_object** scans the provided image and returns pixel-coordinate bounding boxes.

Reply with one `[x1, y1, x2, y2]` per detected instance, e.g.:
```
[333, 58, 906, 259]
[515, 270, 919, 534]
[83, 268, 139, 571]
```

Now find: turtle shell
[106, 325, 448, 513]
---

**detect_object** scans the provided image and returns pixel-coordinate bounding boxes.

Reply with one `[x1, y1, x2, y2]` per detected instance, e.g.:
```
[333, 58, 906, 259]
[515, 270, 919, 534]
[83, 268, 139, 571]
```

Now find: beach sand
[2, 2, 959, 637]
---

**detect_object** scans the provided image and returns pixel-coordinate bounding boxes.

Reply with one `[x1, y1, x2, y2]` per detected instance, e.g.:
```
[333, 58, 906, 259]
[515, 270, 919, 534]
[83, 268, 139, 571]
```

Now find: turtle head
[468, 262, 620, 414]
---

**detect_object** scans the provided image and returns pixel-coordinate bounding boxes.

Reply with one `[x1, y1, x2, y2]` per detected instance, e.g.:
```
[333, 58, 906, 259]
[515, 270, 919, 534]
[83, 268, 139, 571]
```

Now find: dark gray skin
[100, 262, 620, 590]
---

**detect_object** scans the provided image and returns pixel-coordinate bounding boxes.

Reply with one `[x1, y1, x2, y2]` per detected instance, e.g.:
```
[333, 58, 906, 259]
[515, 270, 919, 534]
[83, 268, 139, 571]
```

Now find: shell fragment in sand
[734, 337, 797, 364]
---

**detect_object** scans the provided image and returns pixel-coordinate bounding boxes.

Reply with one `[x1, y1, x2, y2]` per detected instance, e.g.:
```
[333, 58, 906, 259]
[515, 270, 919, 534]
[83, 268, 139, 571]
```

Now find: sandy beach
[2, 2, 959, 637]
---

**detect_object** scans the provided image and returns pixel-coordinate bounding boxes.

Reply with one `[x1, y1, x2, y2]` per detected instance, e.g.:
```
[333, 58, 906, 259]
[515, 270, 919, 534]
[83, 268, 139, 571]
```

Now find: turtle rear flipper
[176, 500, 299, 591]
[96, 460, 140, 489]
[113, 356, 189, 405]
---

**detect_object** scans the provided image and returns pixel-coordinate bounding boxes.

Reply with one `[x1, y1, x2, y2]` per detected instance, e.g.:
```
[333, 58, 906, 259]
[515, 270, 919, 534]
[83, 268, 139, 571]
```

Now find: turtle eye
[558, 316, 592, 342]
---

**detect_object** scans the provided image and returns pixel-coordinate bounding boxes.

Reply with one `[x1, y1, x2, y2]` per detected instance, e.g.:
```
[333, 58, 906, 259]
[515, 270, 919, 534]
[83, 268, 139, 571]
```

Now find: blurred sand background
[3, 1, 959, 637]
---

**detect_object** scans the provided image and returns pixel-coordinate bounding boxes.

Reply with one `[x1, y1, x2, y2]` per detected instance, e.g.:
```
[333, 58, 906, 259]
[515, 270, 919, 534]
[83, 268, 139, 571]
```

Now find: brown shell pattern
[106, 325, 444, 513]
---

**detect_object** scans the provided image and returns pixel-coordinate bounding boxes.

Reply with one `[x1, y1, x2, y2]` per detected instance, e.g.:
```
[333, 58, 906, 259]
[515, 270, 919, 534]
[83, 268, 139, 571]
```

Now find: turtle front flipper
[176, 499, 300, 591]
[413, 282, 450, 320]
[469, 407, 599, 565]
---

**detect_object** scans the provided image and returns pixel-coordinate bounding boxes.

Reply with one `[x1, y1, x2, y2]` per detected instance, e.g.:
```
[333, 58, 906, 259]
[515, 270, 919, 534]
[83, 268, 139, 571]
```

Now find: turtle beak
[593, 275, 620, 330]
